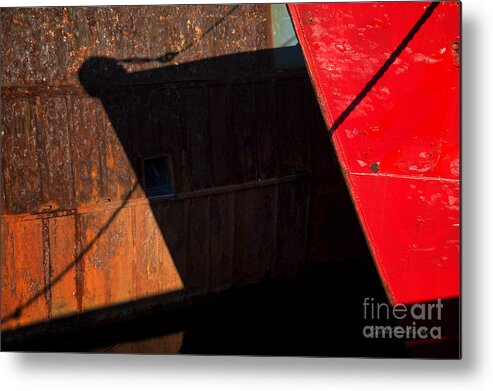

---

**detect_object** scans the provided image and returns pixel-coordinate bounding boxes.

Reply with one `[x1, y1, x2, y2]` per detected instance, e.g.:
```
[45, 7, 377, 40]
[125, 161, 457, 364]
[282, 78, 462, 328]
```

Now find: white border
[1, 0, 492, 390]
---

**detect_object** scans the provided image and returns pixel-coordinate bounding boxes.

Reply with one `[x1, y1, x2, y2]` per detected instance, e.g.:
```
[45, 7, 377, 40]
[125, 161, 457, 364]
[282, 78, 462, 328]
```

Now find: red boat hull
[289, 2, 460, 305]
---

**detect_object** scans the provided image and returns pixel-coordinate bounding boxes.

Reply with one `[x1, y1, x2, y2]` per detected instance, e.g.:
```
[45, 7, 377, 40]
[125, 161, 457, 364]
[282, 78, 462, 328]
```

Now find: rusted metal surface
[1, 6, 272, 87]
[1, 218, 47, 329]
[289, 2, 460, 305]
[1, 5, 365, 334]
[1, 5, 273, 214]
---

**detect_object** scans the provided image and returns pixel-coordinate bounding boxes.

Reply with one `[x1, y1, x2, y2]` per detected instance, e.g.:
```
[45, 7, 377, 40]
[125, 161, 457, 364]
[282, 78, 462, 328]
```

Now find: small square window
[143, 155, 174, 197]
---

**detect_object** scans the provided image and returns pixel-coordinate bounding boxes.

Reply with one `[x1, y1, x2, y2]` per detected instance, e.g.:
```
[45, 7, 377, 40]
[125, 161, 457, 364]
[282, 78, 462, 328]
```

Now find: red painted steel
[289, 2, 460, 304]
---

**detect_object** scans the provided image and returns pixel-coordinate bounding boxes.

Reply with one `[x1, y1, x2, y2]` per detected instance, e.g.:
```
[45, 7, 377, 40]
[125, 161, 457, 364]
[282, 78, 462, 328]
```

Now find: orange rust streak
[1, 219, 48, 330]
[48, 215, 78, 318]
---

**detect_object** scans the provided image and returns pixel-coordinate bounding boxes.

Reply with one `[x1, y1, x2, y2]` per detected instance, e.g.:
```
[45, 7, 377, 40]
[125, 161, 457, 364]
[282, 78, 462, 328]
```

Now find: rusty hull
[1, 5, 365, 333]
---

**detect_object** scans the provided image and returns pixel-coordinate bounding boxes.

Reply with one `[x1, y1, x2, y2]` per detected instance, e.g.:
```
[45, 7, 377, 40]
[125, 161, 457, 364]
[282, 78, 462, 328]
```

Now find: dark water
[3, 258, 409, 357]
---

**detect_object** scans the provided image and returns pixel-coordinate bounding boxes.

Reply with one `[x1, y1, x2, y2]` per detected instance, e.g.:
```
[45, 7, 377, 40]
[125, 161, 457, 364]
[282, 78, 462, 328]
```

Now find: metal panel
[2, 98, 42, 214]
[276, 78, 309, 176]
[47, 215, 78, 317]
[209, 193, 235, 292]
[254, 80, 279, 180]
[1, 219, 47, 329]
[235, 186, 278, 285]
[79, 208, 111, 311]
[70, 97, 104, 206]
[35, 96, 75, 210]
[209, 85, 236, 186]
[183, 87, 212, 190]
[230, 84, 257, 183]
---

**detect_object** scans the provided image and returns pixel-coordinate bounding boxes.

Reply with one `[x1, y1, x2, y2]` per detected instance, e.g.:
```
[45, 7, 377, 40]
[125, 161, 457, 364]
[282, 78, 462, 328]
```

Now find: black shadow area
[3, 47, 407, 357]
